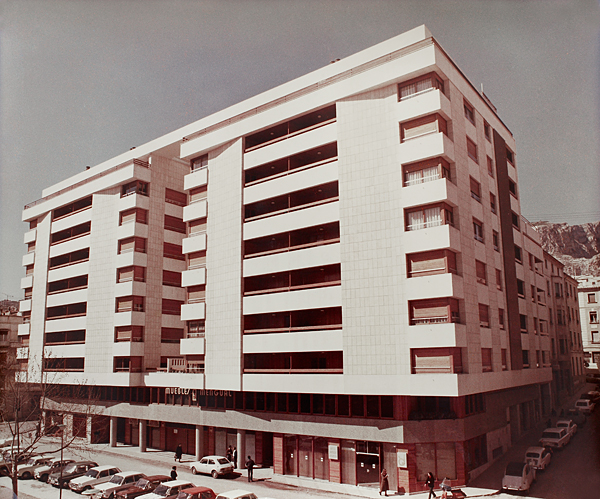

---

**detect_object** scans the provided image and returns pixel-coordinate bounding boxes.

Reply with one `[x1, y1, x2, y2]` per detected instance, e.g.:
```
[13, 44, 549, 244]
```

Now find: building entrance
[356, 441, 380, 485]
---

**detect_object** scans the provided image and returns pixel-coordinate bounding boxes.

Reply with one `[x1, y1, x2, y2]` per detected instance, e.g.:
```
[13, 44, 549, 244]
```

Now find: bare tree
[0, 355, 106, 497]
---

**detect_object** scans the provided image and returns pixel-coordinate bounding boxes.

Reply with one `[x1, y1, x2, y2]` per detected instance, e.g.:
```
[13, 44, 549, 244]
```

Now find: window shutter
[188, 285, 206, 303]
[402, 115, 439, 141]
[118, 267, 134, 282]
[189, 187, 207, 203]
[188, 251, 206, 268]
[476, 261, 486, 283]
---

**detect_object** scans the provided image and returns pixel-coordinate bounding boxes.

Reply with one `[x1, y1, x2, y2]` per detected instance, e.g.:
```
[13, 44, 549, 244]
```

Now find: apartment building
[577, 276, 600, 368]
[20, 26, 563, 492]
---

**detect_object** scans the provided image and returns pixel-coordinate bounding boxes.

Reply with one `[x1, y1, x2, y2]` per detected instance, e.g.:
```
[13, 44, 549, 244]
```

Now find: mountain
[531, 221, 600, 277]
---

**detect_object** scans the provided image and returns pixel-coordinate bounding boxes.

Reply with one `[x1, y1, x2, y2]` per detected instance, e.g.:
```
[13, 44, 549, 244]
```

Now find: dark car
[176, 486, 217, 499]
[0, 451, 33, 476]
[48, 460, 98, 488]
[115, 475, 171, 499]
[34, 458, 76, 482]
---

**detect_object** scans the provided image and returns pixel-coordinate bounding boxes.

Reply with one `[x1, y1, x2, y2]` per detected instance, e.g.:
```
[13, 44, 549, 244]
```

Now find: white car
[189, 456, 234, 479]
[16, 454, 55, 479]
[215, 491, 258, 499]
[555, 419, 577, 437]
[524, 446, 552, 470]
[540, 427, 571, 449]
[502, 461, 535, 493]
[34, 458, 76, 482]
[575, 398, 595, 414]
[138, 480, 195, 499]
[87, 471, 145, 499]
[69, 465, 121, 493]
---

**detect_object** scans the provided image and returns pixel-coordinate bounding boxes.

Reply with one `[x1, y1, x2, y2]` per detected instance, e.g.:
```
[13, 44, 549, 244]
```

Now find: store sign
[328, 444, 339, 460]
[165, 388, 234, 398]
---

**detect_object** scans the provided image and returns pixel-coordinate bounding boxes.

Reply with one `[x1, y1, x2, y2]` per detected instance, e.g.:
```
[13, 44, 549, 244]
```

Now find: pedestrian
[379, 468, 389, 496]
[175, 444, 183, 462]
[426, 471, 436, 499]
[226, 445, 233, 462]
[245, 455, 255, 482]
[233, 447, 237, 468]
[170, 466, 177, 481]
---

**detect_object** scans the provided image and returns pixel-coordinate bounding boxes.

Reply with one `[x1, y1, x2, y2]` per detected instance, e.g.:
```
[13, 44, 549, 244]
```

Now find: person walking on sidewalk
[426, 471, 436, 499]
[170, 466, 177, 481]
[245, 455, 255, 482]
[379, 468, 389, 496]
[175, 444, 183, 462]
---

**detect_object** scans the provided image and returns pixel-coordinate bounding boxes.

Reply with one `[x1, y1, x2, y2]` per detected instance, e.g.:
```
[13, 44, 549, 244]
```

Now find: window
[409, 298, 460, 325]
[537, 288, 546, 304]
[163, 242, 184, 260]
[490, 193, 496, 214]
[25, 264, 34, 275]
[27, 242, 36, 253]
[592, 331, 600, 343]
[533, 317, 538, 333]
[187, 321, 206, 338]
[50, 222, 91, 245]
[48, 275, 88, 293]
[522, 350, 530, 368]
[464, 394, 485, 415]
[161, 328, 184, 343]
[29, 219, 38, 229]
[119, 208, 147, 225]
[511, 212, 520, 230]
[464, 100, 475, 124]
[164, 215, 186, 234]
[46, 302, 87, 319]
[165, 188, 187, 206]
[520, 314, 528, 333]
[411, 347, 463, 374]
[484, 121, 491, 141]
[187, 285, 206, 303]
[501, 349, 508, 370]
[45, 330, 86, 345]
[403, 157, 451, 186]
[48, 248, 89, 269]
[590, 311, 598, 324]
[52, 196, 92, 220]
[517, 279, 525, 297]
[479, 304, 490, 328]
[44, 358, 84, 372]
[508, 179, 517, 197]
[476, 260, 487, 285]
[531, 285, 536, 302]
[588, 293, 597, 303]
[470, 177, 481, 202]
[398, 72, 444, 100]
[486, 157, 494, 179]
[118, 237, 146, 254]
[189, 186, 208, 203]
[482, 348, 492, 372]
[189, 218, 207, 236]
[116, 296, 144, 313]
[121, 181, 148, 197]
[506, 148, 515, 165]
[115, 326, 144, 342]
[473, 219, 484, 242]
[117, 266, 145, 283]
[496, 269, 503, 290]
[191, 154, 208, 172]
[162, 299, 183, 316]
[400, 113, 448, 142]
[415, 442, 457, 483]
[406, 203, 454, 231]
[188, 251, 206, 269]
[407, 250, 457, 277]
[493, 231, 500, 252]
[514, 245, 522, 263]
[162, 270, 181, 287]
[466, 137, 478, 163]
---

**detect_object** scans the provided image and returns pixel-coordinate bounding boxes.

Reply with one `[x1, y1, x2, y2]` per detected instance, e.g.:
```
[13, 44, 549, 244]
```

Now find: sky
[1, 0, 599, 300]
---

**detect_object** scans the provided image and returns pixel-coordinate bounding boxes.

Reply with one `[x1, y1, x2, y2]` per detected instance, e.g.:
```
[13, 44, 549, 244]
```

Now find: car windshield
[85, 469, 99, 478]
[176, 493, 190, 499]
[556, 422, 567, 426]
[109, 475, 124, 484]
[525, 452, 540, 458]
[217, 458, 230, 465]
[153, 484, 169, 497]
[64, 465, 78, 474]
[576, 401, 588, 406]
[26, 458, 36, 465]
[542, 431, 559, 438]
[505, 462, 524, 476]
[135, 478, 149, 488]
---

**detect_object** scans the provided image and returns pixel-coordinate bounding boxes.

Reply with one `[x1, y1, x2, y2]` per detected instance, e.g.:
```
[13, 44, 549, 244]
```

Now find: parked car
[501, 461, 535, 493]
[88, 471, 145, 499]
[555, 419, 577, 437]
[69, 465, 121, 493]
[540, 427, 571, 449]
[567, 408, 587, 427]
[176, 486, 217, 499]
[137, 480, 195, 499]
[35, 457, 76, 482]
[48, 461, 98, 488]
[575, 398, 595, 414]
[115, 475, 171, 499]
[0, 451, 33, 476]
[586, 390, 600, 402]
[524, 446, 552, 470]
[189, 456, 234, 479]
[16, 454, 55, 479]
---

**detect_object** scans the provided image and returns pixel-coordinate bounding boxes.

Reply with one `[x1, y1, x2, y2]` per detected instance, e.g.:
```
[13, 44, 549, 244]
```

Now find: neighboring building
[576, 276, 600, 367]
[20, 25, 568, 492]
[0, 313, 22, 364]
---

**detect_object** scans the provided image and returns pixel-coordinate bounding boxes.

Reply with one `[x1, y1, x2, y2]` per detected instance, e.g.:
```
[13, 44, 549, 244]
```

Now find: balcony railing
[157, 357, 205, 373]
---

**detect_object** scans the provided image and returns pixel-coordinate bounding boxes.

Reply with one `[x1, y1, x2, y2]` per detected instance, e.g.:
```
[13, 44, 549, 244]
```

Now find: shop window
[398, 72, 445, 100]
[401, 113, 448, 142]
[464, 434, 488, 472]
[415, 442, 457, 482]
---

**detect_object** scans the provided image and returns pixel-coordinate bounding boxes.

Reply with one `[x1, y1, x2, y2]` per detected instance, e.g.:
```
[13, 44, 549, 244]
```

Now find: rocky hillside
[531, 221, 600, 277]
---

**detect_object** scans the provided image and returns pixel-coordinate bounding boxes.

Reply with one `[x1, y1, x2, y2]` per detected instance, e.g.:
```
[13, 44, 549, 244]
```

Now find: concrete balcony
[48, 261, 90, 283]
[399, 132, 454, 166]
[23, 228, 37, 244]
[396, 88, 452, 123]
[243, 329, 343, 354]
[44, 344, 86, 358]
[22, 252, 35, 267]
[48, 234, 91, 259]
[118, 192, 150, 211]
[180, 337, 205, 355]
[50, 208, 92, 234]
[243, 373, 343, 394]
[404, 273, 463, 301]
[181, 302, 205, 321]
[184, 167, 208, 191]
[144, 370, 205, 389]
[117, 222, 149, 241]
[115, 251, 148, 269]
[46, 288, 88, 308]
[45, 316, 86, 333]
[113, 341, 145, 357]
[16, 347, 29, 360]
[243, 285, 342, 315]
[19, 299, 32, 313]
[182, 267, 206, 287]
[402, 224, 461, 256]
[18, 323, 30, 336]
[401, 178, 458, 210]
[114, 281, 146, 298]
[182, 233, 207, 254]
[20, 275, 33, 290]
[114, 311, 146, 328]
[183, 200, 207, 222]
[407, 322, 466, 349]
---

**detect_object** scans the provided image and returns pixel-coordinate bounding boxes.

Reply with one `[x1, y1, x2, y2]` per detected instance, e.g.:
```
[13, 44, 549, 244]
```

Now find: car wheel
[211, 470, 219, 479]
[191, 467, 197, 475]
[22, 471, 31, 479]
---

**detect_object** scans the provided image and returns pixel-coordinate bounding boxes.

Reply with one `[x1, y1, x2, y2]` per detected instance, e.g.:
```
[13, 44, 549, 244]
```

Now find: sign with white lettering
[397, 449, 408, 468]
